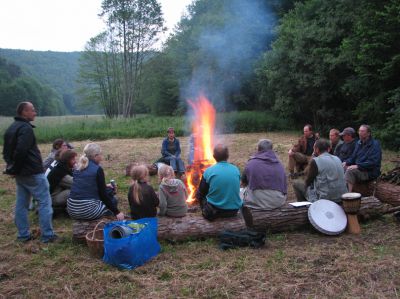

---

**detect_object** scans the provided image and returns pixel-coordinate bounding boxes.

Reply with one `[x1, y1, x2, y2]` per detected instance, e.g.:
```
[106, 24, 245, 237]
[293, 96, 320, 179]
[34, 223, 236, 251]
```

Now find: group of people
[2, 101, 382, 243]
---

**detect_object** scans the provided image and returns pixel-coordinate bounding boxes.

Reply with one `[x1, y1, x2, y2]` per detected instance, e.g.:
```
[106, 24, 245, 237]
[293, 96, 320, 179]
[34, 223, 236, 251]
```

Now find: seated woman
[128, 165, 159, 220]
[158, 164, 188, 217]
[161, 127, 185, 176]
[43, 139, 68, 170]
[67, 143, 124, 221]
[47, 149, 77, 210]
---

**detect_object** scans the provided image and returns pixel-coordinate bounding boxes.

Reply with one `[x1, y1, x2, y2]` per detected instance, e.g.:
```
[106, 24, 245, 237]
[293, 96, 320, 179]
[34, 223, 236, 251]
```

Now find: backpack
[218, 230, 267, 250]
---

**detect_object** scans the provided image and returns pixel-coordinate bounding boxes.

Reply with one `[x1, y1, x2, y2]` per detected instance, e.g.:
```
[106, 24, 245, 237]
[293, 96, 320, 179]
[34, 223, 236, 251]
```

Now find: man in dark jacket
[343, 125, 382, 192]
[288, 124, 318, 176]
[3, 102, 57, 243]
[334, 127, 357, 162]
[241, 139, 287, 209]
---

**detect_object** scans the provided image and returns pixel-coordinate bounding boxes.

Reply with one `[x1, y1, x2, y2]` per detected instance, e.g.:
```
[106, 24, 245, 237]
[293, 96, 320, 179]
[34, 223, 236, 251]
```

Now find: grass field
[0, 132, 399, 298]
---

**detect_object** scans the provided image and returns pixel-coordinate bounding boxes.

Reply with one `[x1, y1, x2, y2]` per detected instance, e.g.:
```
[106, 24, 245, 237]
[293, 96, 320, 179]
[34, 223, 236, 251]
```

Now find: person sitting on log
[67, 143, 124, 221]
[47, 149, 77, 212]
[343, 124, 382, 192]
[293, 138, 347, 203]
[43, 138, 69, 170]
[195, 144, 242, 221]
[158, 164, 188, 217]
[128, 165, 159, 220]
[241, 139, 287, 210]
[288, 124, 318, 178]
[329, 128, 343, 155]
[334, 127, 357, 162]
[160, 127, 185, 178]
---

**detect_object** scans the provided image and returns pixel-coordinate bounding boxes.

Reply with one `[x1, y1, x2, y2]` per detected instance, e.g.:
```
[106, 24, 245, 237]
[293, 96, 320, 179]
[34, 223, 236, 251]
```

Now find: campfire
[186, 94, 216, 204]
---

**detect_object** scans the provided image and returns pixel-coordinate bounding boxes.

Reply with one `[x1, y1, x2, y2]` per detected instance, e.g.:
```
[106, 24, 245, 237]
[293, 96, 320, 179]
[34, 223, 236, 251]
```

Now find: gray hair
[258, 139, 273, 151]
[76, 143, 102, 171]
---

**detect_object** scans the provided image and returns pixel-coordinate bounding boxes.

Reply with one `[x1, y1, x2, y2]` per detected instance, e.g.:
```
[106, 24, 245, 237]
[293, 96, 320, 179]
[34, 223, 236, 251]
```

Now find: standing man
[288, 124, 318, 177]
[3, 101, 58, 243]
[329, 128, 342, 154]
[334, 127, 357, 162]
[293, 139, 347, 203]
[196, 144, 242, 221]
[343, 125, 382, 192]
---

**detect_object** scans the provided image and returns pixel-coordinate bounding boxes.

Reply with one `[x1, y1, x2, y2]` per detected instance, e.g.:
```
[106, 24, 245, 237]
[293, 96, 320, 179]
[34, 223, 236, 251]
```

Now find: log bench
[72, 196, 399, 242]
[353, 181, 400, 206]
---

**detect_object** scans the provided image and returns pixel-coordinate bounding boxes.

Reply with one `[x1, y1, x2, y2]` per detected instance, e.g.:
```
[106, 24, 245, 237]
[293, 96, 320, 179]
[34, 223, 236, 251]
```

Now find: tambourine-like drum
[308, 199, 347, 236]
[341, 192, 362, 214]
[341, 192, 362, 234]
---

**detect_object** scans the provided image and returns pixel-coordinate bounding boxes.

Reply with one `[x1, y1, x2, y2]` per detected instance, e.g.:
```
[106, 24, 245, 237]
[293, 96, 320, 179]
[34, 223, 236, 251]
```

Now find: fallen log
[353, 181, 400, 206]
[72, 197, 399, 242]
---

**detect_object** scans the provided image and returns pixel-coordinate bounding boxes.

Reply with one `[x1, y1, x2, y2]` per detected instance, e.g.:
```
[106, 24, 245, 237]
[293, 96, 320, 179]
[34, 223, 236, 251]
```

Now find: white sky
[0, 0, 193, 52]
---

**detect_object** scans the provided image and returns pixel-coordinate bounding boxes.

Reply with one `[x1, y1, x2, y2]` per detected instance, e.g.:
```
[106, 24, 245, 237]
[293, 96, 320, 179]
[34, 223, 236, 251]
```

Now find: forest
[0, 0, 398, 149]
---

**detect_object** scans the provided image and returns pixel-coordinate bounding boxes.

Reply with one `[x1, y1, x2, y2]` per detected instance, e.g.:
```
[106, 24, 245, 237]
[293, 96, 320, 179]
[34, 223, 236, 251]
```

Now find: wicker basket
[86, 221, 105, 259]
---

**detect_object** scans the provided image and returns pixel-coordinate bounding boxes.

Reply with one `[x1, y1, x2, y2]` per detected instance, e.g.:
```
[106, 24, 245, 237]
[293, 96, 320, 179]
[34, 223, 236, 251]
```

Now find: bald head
[213, 144, 229, 162]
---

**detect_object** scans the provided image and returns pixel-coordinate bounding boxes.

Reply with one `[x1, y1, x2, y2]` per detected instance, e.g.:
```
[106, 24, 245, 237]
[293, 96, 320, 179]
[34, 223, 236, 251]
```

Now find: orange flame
[186, 94, 216, 203]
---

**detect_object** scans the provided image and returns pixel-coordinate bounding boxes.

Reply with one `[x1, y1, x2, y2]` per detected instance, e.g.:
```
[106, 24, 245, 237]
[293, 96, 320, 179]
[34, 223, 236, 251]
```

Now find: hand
[347, 165, 358, 170]
[288, 149, 294, 156]
[342, 162, 347, 169]
[116, 212, 125, 220]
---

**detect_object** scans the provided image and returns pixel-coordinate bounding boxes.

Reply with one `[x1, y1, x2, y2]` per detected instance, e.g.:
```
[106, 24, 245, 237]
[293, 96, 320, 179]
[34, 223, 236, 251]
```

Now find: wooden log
[72, 197, 399, 242]
[353, 181, 400, 206]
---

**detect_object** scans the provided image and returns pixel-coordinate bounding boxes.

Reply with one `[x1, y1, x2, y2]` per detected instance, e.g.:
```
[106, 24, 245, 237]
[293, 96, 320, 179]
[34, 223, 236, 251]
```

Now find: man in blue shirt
[343, 125, 382, 192]
[195, 144, 242, 221]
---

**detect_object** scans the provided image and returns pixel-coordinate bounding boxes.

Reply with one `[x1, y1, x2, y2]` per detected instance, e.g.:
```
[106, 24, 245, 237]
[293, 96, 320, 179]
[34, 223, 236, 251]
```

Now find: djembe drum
[341, 192, 362, 234]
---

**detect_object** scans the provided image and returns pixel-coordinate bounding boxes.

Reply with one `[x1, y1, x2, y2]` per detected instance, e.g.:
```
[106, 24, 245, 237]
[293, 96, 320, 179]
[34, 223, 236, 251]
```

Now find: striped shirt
[67, 198, 108, 220]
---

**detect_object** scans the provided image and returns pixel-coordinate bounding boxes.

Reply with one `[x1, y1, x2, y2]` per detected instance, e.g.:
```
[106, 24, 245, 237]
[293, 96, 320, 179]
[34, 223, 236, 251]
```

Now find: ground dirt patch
[0, 133, 399, 298]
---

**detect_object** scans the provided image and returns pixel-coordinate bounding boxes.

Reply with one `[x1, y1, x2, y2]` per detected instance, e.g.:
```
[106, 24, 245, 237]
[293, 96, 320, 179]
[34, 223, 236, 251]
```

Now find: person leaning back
[288, 124, 318, 177]
[2, 101, 58, 243]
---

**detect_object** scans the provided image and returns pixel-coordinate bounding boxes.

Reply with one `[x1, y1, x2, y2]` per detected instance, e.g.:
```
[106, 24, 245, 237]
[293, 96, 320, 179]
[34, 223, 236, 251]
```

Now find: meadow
[0, 118, 399, 298]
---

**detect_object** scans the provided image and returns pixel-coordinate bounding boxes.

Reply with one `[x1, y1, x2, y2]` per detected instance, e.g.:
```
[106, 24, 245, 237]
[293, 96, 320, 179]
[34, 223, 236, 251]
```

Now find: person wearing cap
[334, 127, 357, 162]
[161, 127, 185, 176]
[329, 128, 342, 155]
[293, 139, 347, 203]
[288, 124, 318, 177]
[343, 125, 382, 192]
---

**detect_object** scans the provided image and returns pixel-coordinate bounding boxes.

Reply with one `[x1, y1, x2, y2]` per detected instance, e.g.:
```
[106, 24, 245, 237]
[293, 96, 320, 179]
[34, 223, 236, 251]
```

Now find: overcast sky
[0, 0, 193, 52]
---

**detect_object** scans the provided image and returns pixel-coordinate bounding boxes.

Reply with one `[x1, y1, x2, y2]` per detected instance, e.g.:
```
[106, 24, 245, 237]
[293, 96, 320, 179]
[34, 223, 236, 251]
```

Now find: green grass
[0, 111, 290, 144]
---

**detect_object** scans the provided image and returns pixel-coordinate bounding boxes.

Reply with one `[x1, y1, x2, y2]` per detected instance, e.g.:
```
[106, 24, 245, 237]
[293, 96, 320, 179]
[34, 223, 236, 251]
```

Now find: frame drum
[308, 199, 347, 235]
[341, 192, 362, 215]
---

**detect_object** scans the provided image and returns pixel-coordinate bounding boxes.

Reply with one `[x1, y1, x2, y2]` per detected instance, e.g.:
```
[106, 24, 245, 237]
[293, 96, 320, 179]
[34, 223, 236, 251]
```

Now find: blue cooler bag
[103, 218, 160, 270]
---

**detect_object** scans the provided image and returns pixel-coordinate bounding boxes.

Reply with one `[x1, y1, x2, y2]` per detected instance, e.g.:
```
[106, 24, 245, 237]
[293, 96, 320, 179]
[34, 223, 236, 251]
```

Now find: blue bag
[103, 218, 160, 270]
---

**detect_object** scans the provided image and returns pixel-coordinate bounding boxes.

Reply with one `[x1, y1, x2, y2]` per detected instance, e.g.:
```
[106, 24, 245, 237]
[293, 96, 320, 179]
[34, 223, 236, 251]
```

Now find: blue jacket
[345, 138, 382, 179]
[161, 137, 181, 158]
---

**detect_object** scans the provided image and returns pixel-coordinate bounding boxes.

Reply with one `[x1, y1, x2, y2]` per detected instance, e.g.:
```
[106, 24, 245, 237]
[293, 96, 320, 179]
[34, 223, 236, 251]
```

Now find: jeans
[15, 173, 54, 242]
[164, 156, 185, 173]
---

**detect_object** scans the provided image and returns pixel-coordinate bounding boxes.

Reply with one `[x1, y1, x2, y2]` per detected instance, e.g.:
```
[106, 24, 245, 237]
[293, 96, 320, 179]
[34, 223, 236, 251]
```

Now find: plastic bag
[103, 218, 160, 270]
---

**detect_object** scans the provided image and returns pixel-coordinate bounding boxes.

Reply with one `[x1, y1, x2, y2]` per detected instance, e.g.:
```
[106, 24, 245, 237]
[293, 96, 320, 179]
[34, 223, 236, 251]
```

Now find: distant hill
[0, 48, 98, 114]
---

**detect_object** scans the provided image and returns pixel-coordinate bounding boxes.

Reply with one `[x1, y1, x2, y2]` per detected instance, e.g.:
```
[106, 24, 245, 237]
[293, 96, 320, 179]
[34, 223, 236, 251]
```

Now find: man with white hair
[241, 139, 287, 209]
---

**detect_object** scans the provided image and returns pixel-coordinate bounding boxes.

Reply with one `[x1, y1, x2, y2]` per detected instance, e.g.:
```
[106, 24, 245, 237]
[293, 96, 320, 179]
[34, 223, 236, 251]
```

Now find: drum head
[342, 192, 362, 200]
[308, 199, 347, 235]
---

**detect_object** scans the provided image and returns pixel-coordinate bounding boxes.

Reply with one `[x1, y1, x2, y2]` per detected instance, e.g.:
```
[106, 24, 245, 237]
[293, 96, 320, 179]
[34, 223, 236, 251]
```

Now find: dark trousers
[199, 198, 238, 221]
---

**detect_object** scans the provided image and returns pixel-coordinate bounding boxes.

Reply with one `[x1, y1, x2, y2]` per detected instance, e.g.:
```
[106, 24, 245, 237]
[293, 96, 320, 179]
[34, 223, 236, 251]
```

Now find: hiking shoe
[41, 234, 64, 244]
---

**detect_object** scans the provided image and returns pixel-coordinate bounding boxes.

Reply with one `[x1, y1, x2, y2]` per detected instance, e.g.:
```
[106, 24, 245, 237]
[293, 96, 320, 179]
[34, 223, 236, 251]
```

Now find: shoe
[41, 234, 64, 244]
[16, 235, 33, 243]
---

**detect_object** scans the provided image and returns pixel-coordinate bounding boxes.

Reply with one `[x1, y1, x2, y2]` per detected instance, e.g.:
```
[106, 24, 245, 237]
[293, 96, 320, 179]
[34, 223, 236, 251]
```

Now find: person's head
[52, 138, 67, 150]
[329, 129, 340, 145]
[158, 164, 175, 182]
[358, 124, 371, 141]
[60, 149, 78, 169]
[313, 138, 330, 156]
[167, 127, 175, 140]
[130, 165, 149, 205]
[339, 127, 356, 143]
[16, 101, 36, 122]
[213, 144, 229, 162]
[257, 139, 273, 152]
[77, 143, 102, 171]
[303, 124, 313, 138]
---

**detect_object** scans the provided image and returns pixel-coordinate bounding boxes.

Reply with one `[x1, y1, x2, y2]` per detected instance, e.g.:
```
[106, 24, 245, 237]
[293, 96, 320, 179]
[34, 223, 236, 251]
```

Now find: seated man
[161, 127, 185, 176]
[343, 125, 382, 192]
[47, 149, 77, 210]
[196, 144, 242, 221]
[334, 127, 357, 162]
[241, 139, 287, 209]
[329, 128, 343, 154]
[288, 124, 317, 176]
[293, 139, 347, 203]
